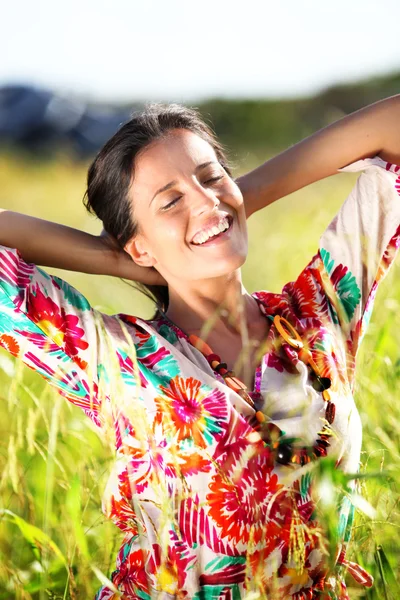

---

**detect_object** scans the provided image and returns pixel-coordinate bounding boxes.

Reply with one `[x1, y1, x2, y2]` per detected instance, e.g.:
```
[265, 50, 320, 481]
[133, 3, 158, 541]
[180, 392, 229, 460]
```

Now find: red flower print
[213, 408, 260, 473]
[0, 248, 34, 309]
[179, 494, 238, 556]
[0, 334, 20, 357]
[106, 494, 141, 535]
[155, 376, 228, 448]
[252, 290, 287, 316]
[25, 286, 89, 357]
[113, 536, 193, 597]
[207, 449, 284, 546]
[303, 318, 347, 389]
[147, 536, 194, 595]
[73, 355, 88, 371]
[276, 546, 327, 598]
[13, 331, 59, 353]
[115, 350, 150, 390]
[119, 314, 152, 348]
[283, 265, 329, 323]
[245, 522, 325, 597]
[112, 546, 149, 595]
[265, 327, 299, 375]
[200, 562, 246, 586]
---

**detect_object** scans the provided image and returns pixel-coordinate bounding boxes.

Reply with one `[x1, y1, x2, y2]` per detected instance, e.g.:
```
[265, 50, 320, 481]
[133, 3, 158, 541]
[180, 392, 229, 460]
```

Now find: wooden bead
[326, 401, 336, 424]
[313, 443, 328, 458]
[225, 375, 247, 392]
[207, 353, 221, 364]
[237, 389, 254, 407]
[290, 451, 301, 465]
[276, 443, 293, 465]
[255, 411, 265, 423]
[188, 334, 213, 356]
[317, 426, 333, 438]
[316, 439, 330, 448]
[188, 318, 336, 468]
[312, 376, 332, 392]
[322, 389, 331, 402]
[320, 377, 332, 390]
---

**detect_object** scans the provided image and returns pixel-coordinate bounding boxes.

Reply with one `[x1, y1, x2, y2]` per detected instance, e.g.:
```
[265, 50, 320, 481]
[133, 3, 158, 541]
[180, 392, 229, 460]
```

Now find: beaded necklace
[186, 314, 335, 467]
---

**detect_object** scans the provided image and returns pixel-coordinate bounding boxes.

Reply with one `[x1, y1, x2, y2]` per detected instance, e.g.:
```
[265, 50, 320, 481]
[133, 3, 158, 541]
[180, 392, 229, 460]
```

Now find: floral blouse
[1, 156, 399, 599]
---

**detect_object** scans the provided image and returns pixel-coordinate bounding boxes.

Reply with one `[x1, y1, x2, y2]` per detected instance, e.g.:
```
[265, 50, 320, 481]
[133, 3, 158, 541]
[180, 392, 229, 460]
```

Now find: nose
[190, 182, 220, 216]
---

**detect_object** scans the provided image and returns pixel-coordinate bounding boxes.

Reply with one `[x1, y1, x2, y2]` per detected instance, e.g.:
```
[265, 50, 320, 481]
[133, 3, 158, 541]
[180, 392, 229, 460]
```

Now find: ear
[124, 236, 156, 268]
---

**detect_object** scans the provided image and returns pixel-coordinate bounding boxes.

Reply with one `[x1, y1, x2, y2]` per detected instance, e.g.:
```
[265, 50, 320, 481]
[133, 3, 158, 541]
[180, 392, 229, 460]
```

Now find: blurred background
[1, 1, 400, 598]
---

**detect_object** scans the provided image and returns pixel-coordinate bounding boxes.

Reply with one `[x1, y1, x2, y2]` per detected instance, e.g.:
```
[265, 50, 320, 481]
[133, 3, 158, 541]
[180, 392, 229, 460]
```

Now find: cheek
[151, 218, 187, 253]
[232, 192, 246, 222]
[228, 184, 244, 211]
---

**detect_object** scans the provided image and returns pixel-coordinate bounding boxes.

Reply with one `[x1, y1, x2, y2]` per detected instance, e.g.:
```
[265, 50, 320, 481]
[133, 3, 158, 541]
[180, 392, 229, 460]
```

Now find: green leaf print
[136, 336, 181, 382]
[299, 472, 312, 501]
[193, 584, 242, 600]
[205, 555, 246, 573]
[335, 270, 361, 321]
[52, 275, 91, 310]
[320, 248, 361, 322]
[158, 323, 179, 345]
[320, 247, 336, 275]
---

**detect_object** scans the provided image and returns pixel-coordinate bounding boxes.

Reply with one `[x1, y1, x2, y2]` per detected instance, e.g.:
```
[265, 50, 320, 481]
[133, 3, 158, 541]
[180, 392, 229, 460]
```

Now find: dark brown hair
[83, 102, 233, 319]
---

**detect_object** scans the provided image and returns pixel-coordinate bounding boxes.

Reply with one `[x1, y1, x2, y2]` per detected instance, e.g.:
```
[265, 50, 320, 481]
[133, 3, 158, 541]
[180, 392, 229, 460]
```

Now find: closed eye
[161, 176, 224, 211]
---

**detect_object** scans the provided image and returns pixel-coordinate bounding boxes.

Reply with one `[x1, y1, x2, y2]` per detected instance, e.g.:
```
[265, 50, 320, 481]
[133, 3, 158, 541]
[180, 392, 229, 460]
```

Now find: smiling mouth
[191, 215, 234, 246]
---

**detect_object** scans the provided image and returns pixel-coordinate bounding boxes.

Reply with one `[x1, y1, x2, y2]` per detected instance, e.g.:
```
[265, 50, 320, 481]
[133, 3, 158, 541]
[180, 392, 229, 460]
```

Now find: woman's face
[125, 129, 248, 284]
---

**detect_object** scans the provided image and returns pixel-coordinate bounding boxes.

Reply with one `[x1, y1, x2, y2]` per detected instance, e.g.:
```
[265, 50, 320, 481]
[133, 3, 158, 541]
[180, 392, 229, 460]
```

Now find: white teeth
[192, 217, 230, 245]
[218, 221, 227, 232]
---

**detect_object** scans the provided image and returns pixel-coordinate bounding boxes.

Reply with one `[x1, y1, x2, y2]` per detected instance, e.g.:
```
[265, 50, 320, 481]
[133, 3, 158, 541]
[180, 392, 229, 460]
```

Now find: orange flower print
[0, 334, 20, 357]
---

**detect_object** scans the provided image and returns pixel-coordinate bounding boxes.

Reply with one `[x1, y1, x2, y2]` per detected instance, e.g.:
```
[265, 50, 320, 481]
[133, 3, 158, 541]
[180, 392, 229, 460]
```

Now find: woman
[1, 97, 400, 599]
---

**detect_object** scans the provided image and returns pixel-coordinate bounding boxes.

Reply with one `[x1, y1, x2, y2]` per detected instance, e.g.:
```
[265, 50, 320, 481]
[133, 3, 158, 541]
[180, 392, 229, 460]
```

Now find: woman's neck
[164, 271, 262, 340]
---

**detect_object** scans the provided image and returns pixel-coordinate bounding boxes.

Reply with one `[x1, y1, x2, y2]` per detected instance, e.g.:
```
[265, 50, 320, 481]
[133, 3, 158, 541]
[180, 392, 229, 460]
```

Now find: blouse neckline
[146, 292, 270, 397]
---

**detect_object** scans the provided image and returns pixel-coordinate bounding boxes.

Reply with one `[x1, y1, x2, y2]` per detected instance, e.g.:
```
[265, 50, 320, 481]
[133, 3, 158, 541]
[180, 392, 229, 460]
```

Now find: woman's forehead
[132, 130, 218, 197]
[138, 130, 216, 172]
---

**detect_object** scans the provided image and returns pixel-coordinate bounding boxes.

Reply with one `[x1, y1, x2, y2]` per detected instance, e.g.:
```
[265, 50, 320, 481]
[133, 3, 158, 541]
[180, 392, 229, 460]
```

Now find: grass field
[0, 152, 399, 599]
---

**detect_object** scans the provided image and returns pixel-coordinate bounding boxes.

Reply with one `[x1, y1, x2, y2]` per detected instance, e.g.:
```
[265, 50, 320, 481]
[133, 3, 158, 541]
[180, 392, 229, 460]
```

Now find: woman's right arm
[0, 211, 155, 431]
[0, 210, 166, 285]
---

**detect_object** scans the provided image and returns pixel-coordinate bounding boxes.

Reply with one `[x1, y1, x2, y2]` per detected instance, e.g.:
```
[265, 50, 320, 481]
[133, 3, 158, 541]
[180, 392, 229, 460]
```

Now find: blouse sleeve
[0, 245, 117, 428]
[319, 155, 400, 365]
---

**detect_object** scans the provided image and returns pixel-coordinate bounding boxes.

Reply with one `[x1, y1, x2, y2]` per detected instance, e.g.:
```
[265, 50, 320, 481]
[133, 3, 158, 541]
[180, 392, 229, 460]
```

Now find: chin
[206, 252, 248, 278]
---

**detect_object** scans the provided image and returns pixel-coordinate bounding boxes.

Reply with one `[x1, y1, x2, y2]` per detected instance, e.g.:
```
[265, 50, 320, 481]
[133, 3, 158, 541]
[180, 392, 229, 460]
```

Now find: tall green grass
[0, 153, 399, 598]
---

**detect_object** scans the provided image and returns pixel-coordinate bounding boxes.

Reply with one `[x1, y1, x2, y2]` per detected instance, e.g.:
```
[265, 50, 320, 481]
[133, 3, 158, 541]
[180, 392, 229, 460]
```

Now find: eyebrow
[150, 160, 219, 205]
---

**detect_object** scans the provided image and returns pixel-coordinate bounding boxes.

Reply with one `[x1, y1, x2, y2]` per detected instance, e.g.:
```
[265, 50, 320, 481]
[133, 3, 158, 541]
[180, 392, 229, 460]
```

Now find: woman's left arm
[236, 94, 400, 218]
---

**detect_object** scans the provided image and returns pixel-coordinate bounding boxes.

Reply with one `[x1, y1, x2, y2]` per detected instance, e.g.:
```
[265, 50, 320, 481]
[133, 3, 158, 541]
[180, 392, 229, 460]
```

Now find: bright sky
[3, 0, 400, 103]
